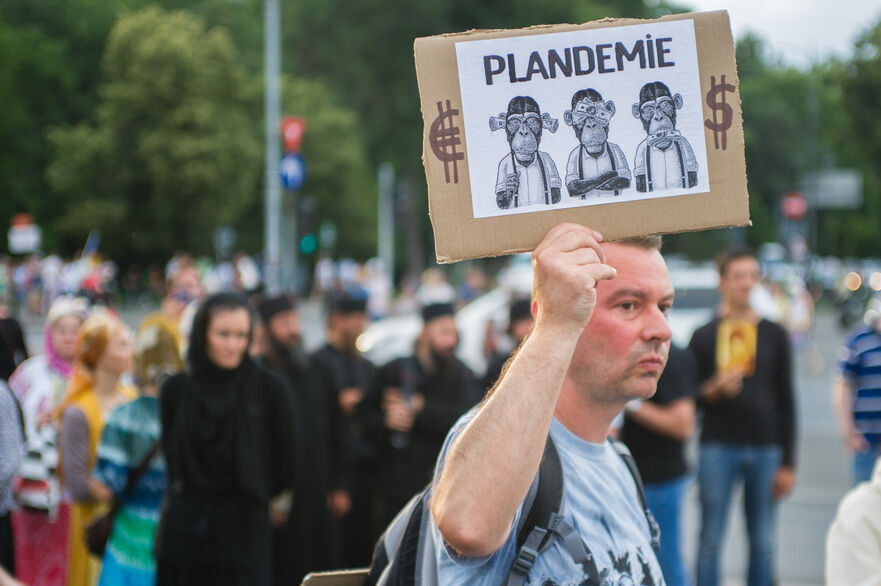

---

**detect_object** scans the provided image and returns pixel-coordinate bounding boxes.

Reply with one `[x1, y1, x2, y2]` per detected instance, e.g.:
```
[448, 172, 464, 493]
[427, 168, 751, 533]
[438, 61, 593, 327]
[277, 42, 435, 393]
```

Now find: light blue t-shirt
[428, 412, 665, 585]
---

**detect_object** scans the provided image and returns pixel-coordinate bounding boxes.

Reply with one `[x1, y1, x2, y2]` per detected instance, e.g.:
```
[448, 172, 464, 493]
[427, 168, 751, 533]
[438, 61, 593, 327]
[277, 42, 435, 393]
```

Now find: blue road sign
[280, 153, 306, 191]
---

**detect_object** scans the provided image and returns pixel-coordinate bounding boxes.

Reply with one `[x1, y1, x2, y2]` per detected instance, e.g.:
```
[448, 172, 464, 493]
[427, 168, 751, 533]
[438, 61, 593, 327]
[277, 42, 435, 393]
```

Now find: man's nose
[644, 306, 672, 342]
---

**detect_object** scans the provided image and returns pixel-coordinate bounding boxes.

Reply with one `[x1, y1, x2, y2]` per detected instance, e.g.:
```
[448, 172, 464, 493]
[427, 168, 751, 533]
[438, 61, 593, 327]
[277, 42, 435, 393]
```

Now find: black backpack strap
[516, 436, 563, 550]
[507, 437, 564, 585]
[609, 437, 661, 552]
[508, 436, 602, 585]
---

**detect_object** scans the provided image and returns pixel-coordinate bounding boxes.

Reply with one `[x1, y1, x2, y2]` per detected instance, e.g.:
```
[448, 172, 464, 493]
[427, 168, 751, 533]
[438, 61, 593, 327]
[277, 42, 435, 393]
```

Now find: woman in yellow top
[57, 313, 135, 586]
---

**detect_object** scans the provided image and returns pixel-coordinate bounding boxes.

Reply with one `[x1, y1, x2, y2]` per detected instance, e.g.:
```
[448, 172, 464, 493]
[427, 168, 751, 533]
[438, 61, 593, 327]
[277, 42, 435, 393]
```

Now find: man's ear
[673, 94, 683, 110]
[605, 101, 616, 117]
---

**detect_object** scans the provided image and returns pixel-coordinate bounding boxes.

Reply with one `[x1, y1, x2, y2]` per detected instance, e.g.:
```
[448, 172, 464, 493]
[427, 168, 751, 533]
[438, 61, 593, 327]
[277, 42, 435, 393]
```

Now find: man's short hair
[716, 246, 758, 277]
[616, 235, 663, 252]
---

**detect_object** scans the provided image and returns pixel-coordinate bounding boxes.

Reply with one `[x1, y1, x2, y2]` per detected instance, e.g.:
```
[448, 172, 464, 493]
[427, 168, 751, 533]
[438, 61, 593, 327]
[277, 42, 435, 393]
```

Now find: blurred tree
[0, 12, 75, 233]
[46, 7, 261, 262]
[832, 21, 881, 256]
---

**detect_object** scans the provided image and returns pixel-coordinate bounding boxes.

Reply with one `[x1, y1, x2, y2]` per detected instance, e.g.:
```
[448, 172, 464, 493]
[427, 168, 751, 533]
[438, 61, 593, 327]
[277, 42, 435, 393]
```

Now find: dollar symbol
[704, 75, 736, 150]
[429, 100, 465, 184]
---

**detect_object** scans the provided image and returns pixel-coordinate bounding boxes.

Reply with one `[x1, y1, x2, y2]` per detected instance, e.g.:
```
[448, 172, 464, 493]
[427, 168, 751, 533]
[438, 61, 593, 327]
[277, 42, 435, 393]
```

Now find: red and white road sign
[781, 191, 808, 221]
[280, 116, 307, 153]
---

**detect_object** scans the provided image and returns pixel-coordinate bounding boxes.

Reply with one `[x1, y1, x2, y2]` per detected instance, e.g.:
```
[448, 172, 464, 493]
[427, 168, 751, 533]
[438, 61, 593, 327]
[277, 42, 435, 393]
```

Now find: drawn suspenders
[644, 140, 687, 192]
[577, 143, 620, 197]
[509, 150, 551, 206]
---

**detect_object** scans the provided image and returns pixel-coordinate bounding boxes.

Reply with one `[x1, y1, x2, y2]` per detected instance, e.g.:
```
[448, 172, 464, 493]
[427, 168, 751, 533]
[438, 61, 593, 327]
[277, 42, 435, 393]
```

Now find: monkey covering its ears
[490, 96, 562, 209]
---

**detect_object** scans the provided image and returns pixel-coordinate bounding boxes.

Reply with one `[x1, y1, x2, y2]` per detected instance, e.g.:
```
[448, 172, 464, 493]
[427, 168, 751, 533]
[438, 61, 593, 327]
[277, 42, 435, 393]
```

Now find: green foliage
[47, 7, 261, 261]
[5, 0, 881, 265]
[0, 11, 76, 238]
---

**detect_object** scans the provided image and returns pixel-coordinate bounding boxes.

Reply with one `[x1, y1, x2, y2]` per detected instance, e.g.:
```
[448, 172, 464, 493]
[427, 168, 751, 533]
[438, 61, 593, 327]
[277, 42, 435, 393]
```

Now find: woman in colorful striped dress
[93, 317, 182, 586]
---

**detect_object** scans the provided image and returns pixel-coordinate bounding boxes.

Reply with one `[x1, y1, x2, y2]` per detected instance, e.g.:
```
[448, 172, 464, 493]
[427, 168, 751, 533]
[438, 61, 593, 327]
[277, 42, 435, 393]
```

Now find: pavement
[17, 302, 851, 585]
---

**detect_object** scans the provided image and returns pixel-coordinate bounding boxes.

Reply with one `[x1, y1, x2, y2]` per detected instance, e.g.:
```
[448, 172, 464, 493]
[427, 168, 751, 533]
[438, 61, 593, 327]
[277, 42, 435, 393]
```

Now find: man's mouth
[638, 356, 665, 371]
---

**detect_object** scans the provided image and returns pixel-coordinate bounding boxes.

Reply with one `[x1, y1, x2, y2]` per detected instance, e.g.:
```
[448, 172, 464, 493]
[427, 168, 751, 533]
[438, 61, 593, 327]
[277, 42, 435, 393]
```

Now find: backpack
[366, 435, 660, 586]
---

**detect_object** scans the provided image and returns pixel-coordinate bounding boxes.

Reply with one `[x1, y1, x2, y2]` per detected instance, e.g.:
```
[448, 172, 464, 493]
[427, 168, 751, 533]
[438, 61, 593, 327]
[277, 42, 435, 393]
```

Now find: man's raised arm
[429, 224, 617, 558]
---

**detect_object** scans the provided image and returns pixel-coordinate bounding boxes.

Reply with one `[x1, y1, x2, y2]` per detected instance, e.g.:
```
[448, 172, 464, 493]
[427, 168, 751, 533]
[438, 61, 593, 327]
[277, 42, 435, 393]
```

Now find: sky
[681, 0, 881, 66]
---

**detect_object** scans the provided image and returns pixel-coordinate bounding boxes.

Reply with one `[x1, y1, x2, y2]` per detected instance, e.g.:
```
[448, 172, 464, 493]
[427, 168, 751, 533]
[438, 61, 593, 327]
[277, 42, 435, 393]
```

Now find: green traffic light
[299, 234, 318, 254]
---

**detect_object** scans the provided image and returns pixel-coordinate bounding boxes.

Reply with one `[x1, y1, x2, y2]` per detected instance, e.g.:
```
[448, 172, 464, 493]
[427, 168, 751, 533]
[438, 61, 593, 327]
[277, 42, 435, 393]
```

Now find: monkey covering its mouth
[632, 81, 699, 192]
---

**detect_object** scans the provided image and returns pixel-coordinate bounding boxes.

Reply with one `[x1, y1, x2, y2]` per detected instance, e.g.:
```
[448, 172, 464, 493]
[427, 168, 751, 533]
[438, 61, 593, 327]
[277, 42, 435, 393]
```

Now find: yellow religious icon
[716, 318, 757, 376]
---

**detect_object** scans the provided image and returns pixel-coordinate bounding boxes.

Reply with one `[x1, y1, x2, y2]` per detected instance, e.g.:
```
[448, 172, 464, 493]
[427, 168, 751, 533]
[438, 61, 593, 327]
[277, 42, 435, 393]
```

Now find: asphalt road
[19, 302, 852, 584]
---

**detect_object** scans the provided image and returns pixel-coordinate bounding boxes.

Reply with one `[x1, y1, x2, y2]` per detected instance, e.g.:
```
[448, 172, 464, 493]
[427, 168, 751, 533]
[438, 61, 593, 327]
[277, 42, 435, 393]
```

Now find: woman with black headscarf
[155, 293, 297, 586]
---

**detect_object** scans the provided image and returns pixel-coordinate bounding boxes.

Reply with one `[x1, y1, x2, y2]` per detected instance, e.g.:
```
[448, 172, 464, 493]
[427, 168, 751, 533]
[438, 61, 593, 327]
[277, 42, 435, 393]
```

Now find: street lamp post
[264, 0, 282, 294]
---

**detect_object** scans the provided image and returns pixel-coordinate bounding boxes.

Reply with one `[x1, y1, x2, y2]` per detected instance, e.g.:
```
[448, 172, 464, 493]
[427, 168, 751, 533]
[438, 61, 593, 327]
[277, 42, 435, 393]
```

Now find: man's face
[569, 243, 673, 404]
[332, 311, 368, 348]
[172, 267, 203, 299]
[268, 309, 302, 349]
[508, 112, 541, 163]
[423, 315, 459, 359]
[720, 256, 760, 310]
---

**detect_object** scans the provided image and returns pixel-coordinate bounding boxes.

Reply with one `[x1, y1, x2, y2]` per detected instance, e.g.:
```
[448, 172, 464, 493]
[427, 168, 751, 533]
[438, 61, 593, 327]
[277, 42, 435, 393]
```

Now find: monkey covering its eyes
[632, 81, 699, 193]
[490, 96, 562, 209]
[563, 88, 632, 199]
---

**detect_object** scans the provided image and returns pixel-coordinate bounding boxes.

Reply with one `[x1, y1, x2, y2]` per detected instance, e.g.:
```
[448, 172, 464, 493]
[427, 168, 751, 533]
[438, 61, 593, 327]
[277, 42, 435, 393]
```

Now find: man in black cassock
[256, 295, 327, 585]
[367, 302, 481, 527]
[310, 293, 378, 567]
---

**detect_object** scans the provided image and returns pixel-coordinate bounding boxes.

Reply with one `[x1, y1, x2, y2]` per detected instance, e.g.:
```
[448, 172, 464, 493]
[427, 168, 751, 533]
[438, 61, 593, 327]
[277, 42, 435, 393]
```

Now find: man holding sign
[429, 224, 671, 584]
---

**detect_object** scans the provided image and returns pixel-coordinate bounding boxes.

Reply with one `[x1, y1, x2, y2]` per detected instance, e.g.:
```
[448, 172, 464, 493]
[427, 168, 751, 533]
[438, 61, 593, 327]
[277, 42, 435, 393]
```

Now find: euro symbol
[704, 75, 736, 150]
[429, 100, 465, 184]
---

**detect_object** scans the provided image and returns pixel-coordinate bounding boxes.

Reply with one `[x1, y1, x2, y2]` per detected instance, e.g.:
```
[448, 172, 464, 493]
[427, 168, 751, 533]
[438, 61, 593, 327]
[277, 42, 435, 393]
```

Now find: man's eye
[620, 302, 636, 311]
[660, 304, 672, 316]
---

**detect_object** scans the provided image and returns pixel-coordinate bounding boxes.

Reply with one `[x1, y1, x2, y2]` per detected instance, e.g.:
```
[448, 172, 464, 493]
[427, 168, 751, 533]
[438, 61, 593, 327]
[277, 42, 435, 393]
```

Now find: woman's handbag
[84, 441, 160, 557]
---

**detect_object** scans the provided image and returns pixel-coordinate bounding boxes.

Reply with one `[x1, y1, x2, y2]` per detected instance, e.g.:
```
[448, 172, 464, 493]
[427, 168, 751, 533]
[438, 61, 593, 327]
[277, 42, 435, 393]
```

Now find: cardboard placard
[300, 569, 368, 585]
[414, 10, 748, 263]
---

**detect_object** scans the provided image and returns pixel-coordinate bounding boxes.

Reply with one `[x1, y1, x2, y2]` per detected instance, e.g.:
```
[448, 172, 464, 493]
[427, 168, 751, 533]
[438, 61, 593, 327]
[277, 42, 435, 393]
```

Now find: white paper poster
[455, 20, 710, 219]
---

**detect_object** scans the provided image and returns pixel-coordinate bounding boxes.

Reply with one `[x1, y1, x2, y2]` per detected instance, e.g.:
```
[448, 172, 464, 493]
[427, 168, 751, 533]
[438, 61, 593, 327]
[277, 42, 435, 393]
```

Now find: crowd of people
[0, 231, 878, 586]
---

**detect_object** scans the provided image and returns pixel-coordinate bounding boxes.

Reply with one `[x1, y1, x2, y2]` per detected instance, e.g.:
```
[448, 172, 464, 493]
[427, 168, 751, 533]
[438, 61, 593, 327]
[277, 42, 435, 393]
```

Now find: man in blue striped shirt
[835, 306, 881, 484]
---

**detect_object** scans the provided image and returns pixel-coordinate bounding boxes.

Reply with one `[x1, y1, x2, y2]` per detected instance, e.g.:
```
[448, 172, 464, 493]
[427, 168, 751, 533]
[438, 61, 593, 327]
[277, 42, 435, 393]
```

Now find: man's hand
[382, 388, 423, 433]
[327, 489, 352, 519]
[338, 387, 364, 416]
[846, 430, 871, 453]
[269, 491, 293, 527]
[702, 371, 744, 402]
[531, 223, 616, 335]
[773, 466, 796, 500]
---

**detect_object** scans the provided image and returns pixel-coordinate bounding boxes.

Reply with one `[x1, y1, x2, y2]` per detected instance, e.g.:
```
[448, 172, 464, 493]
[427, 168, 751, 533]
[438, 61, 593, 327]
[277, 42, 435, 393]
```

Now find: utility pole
[378, 163, 395, 293]
[263, 0, 282, 293]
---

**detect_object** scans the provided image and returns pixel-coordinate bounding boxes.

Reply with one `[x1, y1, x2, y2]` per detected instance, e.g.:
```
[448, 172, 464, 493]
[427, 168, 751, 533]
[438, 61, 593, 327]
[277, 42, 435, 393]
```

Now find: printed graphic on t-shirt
[716, 318, 757, 376]
[533, 545, 662, 585]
